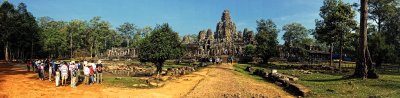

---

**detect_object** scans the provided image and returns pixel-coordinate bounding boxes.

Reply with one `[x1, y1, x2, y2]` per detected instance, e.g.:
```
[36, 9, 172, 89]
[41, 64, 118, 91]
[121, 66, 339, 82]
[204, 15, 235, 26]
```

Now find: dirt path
[0, 63, 293, 98]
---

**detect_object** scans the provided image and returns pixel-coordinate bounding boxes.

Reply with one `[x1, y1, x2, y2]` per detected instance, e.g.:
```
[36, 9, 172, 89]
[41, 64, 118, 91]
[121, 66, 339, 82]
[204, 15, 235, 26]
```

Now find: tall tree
[117, 22, 137, 48]
[368, 0, 398, 33]
[0, 2, 39, 61]
[255, 19, 279, 64]
[282, 23, 309, 59]
[15, 3, 39, 59]
[138, 23, 183, 75]
[39, 20, 68, 58]
[367, 0, 400, 67]
[314, 0, 357, 68]
[67, 19, 88, 58]
[0, 1, 17, 61]
[353, 0, 379, 79]
[282, 23, 309, 47]
[138, 26, 152, 38]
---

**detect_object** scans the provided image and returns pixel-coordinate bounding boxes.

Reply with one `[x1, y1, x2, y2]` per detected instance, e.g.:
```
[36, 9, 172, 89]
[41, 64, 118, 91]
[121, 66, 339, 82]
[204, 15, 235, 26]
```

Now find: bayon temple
[182, 10, 256, 58]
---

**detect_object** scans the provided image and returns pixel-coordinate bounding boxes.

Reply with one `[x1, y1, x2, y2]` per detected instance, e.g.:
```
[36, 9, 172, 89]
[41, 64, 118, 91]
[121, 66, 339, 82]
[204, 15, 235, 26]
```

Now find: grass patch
[103, 74, 154, 88]
[235, 63, 400, 98]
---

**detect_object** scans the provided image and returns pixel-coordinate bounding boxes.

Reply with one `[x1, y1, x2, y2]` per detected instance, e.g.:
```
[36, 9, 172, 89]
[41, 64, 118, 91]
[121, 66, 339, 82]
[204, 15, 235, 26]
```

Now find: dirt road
[0, 62, 293, 98]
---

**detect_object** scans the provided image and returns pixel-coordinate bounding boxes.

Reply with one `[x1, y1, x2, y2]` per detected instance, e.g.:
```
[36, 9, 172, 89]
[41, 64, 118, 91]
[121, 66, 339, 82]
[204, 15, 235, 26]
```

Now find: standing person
[50, 59, 56, 81]
[55, 69, 60, 87]
[39, 63, 45, 80]
[75, 61, 81, 82]
[89, 65, 94, 85]
[48, 61, 53, 81]
[96, 60, 103, 84]
[60, 63, 68, 86]
[36, 60, 40, 78]
[90, 61, 97, 83]
[212, 57, 216, 64]
[31, 59, 36, 72]
[83, 61, 90, 85]
[26, 59, 31, 72]
[69, 61, 77, 88]
[230, 56, 234, 64]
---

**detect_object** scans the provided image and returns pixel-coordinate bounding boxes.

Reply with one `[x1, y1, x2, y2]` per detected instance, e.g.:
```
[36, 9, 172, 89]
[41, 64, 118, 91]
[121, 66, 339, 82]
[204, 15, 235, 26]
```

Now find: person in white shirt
[83, 63, 90, 85]
[60, 63, 68, 86]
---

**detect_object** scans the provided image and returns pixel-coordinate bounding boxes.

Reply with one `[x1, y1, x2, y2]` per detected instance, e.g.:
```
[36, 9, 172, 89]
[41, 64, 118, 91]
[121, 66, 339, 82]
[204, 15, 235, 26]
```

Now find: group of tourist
[208, 57, 222, 64]
[26, 59, 103, 88]
[206, 56, 235, 64]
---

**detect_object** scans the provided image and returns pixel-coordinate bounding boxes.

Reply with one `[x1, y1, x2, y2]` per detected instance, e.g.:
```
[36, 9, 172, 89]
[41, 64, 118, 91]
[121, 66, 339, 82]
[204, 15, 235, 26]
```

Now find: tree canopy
[282, 23, 309, 47]
[255, 19, 279, 64]
[138, 23, 183, 74]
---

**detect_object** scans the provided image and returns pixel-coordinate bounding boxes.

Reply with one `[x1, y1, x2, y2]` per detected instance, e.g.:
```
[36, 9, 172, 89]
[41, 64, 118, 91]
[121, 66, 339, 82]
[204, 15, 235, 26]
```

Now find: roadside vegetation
[234, 63, 400, 98]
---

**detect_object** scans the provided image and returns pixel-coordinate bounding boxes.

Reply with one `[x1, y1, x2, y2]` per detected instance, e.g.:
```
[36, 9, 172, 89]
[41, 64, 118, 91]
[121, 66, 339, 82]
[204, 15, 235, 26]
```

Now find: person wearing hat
[83, 61, 90, 85]
[39, 62, 45, 80]
[69, 61, 78, 88]
[87, 61, 97, 84]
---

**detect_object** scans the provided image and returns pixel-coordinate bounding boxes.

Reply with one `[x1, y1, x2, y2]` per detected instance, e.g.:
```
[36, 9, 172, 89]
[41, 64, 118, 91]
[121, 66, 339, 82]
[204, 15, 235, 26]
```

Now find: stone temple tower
[189, 9, 245, 57]
[215, 10, 238, 55]
[216, 10, 236, 43]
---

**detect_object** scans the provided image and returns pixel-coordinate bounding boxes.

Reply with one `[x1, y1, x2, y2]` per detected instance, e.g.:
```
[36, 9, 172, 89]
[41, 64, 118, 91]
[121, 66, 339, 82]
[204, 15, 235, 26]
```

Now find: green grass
[235, 63, 400, 98]
[103, 74, 154, 88]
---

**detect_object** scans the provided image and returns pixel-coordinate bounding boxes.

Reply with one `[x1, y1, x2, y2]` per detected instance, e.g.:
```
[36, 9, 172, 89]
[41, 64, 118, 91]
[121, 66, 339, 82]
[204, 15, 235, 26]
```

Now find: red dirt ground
[0, 61, 293, 98]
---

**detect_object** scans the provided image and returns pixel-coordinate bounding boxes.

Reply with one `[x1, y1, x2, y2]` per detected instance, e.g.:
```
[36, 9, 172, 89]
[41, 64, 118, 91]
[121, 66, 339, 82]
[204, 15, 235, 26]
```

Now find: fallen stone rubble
[245, 66, 311, 97]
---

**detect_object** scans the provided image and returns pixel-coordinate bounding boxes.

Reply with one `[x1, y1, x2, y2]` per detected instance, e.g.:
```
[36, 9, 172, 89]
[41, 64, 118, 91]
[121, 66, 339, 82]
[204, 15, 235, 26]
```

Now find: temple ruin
[106, 48, 137, 59]
[104, 10, 256, 59]
[183, 10, 255, 58]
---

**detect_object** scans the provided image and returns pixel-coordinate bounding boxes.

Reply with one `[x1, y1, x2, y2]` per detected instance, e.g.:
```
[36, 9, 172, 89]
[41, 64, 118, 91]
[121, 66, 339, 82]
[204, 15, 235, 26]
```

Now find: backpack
[71, 68, 77, 77]
[97, 64, 102, 72]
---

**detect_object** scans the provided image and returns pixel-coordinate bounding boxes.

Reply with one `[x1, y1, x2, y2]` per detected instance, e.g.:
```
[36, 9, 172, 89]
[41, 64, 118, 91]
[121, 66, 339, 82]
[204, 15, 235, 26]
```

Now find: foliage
[117, 22, 137, 48]
[38, 19, 69, 57]
[314, 0, 357, 46]
[138, 23, 183, 74]
[255, 19, 279, 64]
[240, 44, 256, 63]
[282, 23, 309, 47]
[369, 32, 397, 67]
[236, 63, 400, 98]
[0, 1, 40, 60]
[367, 0, 400, 64]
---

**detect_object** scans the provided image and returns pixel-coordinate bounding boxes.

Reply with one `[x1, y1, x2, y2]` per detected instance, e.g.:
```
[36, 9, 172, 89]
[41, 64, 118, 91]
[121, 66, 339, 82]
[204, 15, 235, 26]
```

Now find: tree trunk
[31, 40, 33, 59]
[70, 33, 73, 59]
[339, 31, 344, 70]
[155, 61, 164, 76]
[127, 39, 130, 48]
[90, 44, 93, 58]
[367, 48, 379, 78]
[353, 0, 369, 79]
[330, 43, 333, 67]
[5, 42, 9, 63]
[17, 48, 20, 60]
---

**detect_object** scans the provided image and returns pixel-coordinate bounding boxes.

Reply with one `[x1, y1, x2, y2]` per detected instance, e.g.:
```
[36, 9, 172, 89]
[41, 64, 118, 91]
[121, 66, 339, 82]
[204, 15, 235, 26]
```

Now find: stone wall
[105, 63, 211, 77]
[106, 47, 137, 59]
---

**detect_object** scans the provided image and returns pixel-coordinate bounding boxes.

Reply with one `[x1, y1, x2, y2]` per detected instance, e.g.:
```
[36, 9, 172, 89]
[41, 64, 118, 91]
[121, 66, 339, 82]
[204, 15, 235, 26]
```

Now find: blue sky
[8, 0, 358, 44]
